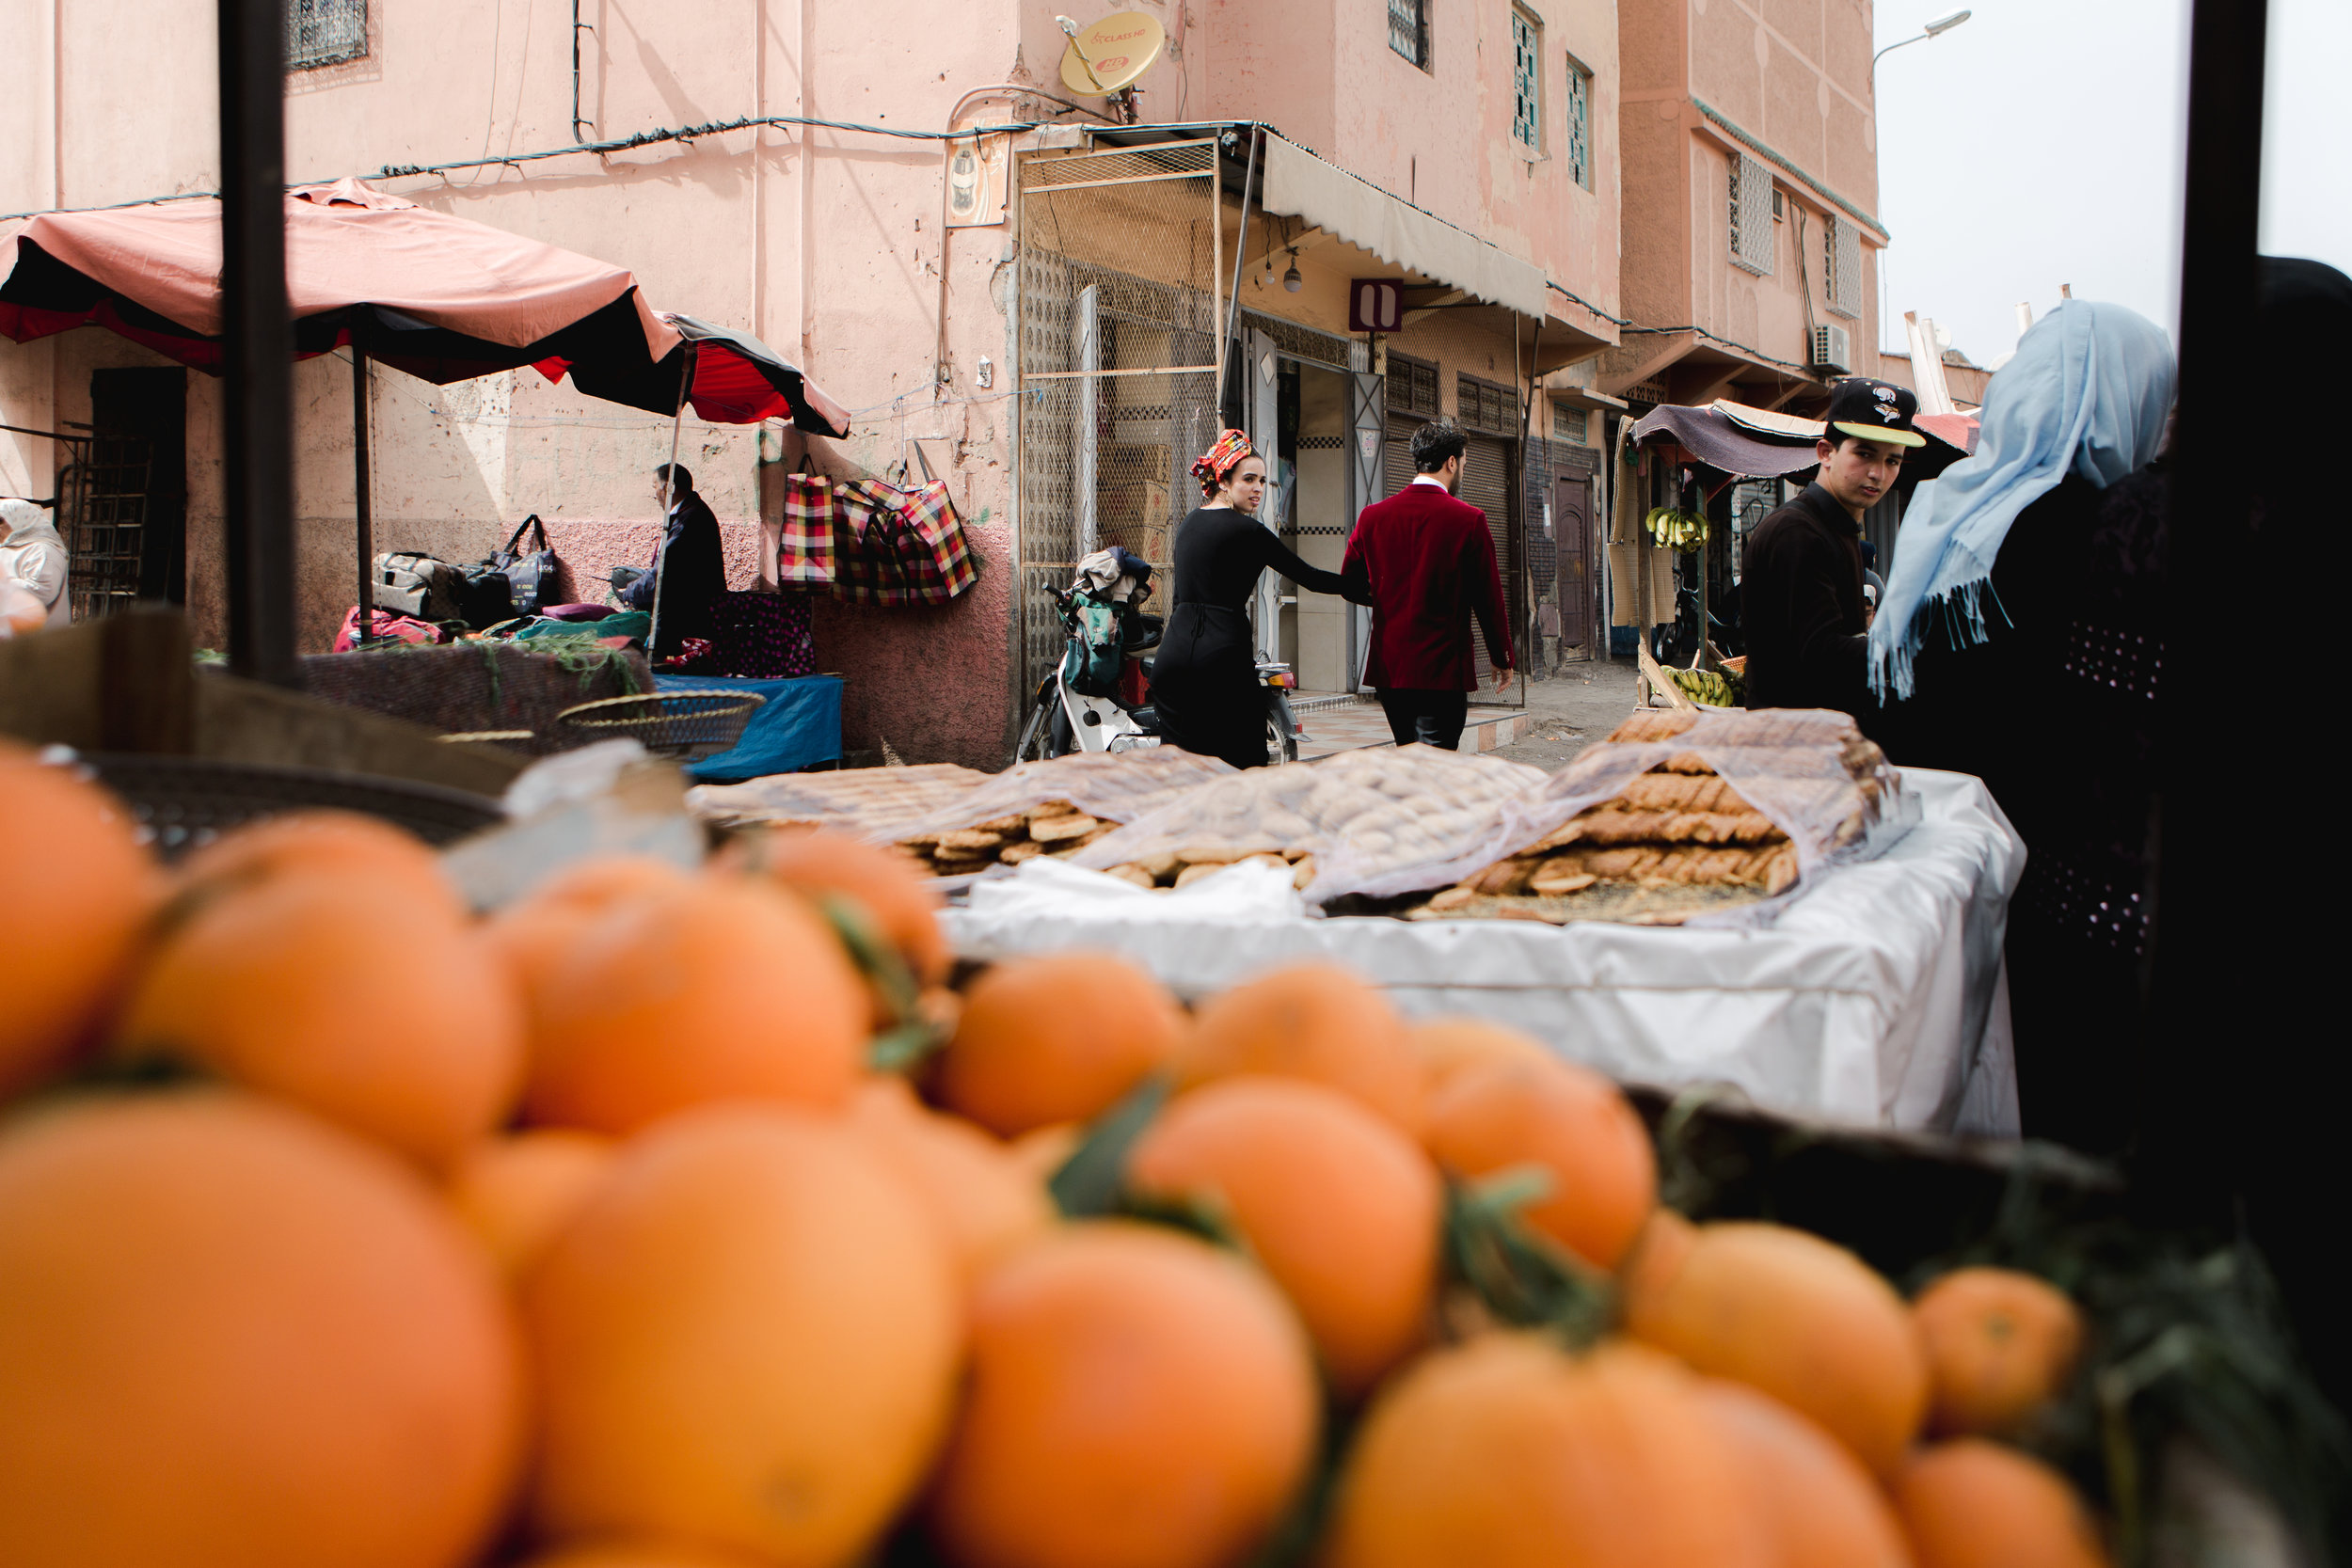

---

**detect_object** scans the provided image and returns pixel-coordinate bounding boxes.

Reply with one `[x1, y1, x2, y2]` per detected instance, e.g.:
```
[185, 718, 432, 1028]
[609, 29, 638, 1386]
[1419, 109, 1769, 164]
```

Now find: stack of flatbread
[895, 800, 1121, 878]
[1073, 746, 1548, 899]
[683, 764, 988, 841]
[1406, 709, 1892, 926]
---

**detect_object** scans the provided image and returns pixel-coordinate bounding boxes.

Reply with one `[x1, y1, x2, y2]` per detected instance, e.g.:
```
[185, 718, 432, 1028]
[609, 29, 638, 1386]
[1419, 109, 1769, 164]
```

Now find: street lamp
[1873, 9, 1972, 72]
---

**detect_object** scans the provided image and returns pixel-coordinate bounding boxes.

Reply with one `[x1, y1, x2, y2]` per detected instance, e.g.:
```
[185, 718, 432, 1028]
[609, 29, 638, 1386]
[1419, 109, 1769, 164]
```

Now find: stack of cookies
[895, 800, 1120, 878]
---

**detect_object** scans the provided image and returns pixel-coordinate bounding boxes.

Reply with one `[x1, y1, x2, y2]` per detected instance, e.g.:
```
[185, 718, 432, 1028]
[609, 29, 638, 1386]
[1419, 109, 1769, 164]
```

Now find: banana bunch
[1669, 666, 1743, 708]
[1644, 507, 1710, 553]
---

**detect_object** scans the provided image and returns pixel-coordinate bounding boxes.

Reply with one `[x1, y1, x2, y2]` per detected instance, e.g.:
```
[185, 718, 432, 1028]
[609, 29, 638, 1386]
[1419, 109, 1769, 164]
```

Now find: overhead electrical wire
[0, 106, 1087, 223]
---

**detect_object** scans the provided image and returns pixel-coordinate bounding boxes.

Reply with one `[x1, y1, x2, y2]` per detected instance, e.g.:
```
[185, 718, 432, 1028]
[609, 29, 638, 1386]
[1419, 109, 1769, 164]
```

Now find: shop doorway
[76, 367, 187, 612]
[1241, 319, 1379, 691]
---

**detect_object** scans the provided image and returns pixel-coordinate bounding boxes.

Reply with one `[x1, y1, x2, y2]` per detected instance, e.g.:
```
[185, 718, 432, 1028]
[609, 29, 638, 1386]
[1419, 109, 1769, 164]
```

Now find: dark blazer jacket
[1341, 480, 1515, 691]
[622, 491, 727, 652]
[1741, 482, 1868, 716]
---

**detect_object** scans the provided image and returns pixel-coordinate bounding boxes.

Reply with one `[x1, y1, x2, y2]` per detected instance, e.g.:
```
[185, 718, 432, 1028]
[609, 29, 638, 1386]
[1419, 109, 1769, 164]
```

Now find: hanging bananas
[1644, 507, 1711, 553]
[1668, 665, 1744, 708]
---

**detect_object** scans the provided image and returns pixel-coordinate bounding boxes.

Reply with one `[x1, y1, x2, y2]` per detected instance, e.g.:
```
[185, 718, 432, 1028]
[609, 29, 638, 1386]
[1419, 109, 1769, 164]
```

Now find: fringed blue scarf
[1867, 301, 2175, 702]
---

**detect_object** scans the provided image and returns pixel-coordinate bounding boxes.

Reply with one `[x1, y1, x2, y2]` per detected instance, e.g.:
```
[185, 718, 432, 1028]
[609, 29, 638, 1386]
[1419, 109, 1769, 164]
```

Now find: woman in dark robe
[1149, 430, 1368, 769]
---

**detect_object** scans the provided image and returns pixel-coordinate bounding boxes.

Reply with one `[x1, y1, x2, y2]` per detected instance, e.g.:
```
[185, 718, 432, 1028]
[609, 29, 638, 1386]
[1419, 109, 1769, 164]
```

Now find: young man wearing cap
[1740, 378, 1923, 720]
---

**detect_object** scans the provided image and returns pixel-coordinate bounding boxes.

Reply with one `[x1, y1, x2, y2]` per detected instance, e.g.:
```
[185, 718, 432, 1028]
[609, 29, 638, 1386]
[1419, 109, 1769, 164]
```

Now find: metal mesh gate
[57, 436, 154, 622]
[1016, 141, 1224, 698]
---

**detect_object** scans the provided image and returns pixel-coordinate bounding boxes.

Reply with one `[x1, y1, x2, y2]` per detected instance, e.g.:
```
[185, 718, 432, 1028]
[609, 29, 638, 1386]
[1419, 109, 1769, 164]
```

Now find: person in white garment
[0, 499, 69, 635]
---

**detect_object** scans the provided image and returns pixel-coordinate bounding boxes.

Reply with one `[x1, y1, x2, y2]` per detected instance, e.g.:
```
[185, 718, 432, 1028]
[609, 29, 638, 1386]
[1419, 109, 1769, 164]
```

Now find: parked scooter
[1015, 550, 1302, 765]
[1015, 550, 1165, 761]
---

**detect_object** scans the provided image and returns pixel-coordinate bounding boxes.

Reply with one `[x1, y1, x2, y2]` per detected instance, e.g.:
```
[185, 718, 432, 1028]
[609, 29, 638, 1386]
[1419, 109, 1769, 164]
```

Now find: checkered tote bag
[833, 482, 913, 607]
[886, 480, 977, 605]
[771, 471, 840, 586]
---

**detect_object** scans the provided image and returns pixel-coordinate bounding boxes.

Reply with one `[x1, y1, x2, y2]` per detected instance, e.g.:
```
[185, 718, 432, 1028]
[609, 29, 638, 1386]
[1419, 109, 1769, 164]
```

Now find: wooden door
[1554, 472, 1591, 651]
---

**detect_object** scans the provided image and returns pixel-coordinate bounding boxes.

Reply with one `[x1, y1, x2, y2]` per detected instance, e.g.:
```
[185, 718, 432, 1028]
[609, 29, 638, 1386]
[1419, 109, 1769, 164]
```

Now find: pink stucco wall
[1611, 0, 1883, 408]
[4, 0, 1630, 769]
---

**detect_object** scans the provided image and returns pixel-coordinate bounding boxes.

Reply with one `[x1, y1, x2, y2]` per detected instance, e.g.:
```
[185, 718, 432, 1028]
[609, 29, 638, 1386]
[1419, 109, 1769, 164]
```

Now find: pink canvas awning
[0, 178, 849, 434]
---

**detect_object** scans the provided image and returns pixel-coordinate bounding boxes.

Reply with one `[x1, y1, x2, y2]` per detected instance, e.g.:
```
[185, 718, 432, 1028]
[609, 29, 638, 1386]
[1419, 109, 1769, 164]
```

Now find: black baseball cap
[1824, 378, 1925, 449]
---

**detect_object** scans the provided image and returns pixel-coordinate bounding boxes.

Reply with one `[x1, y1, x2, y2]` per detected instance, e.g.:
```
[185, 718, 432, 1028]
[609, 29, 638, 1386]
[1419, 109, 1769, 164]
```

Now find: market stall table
[653, 673, 842, 781]
[944, 768, 2021, 1137]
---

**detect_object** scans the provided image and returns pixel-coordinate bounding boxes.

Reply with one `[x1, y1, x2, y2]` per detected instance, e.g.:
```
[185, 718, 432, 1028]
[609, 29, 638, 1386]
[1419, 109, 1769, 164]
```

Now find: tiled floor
[1291, 693, 1534, 761]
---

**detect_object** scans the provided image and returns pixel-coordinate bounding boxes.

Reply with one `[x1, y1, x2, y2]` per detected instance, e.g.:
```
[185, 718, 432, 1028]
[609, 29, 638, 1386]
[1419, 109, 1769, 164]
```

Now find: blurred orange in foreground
[736, 828, 951, 987]
[1699, 1379, 1915, 1568]
[934, 951, 1185, 1137]
[524, 1105, 960, 1566]
[515, 1544, 773, 1568]
[1321, 1334, 1771, 1568]
[0, 749, 156, 1098]
[1422, 1054, 1658, 1272]
[1176, 962, 1422, 1133]
[116, 874, 523, 1168]
[846, 1076, 1057, 1286]
[1407, 1015, 1551, 1093]
[178, 809, 465, 918]
[524, 874, 867, 1133]
[1895, 1439, 2112, 1568]
[1624, 1220, 1929, 1479]
[486, 856, 694, 1006]
[1127, 1076, 1439, 1398]
[928, 1223, 1319, 1568]
[446, 1129, 616, 1283]
[1913, 1267, 2084, 1438]
[0, 1092, 521, 1568]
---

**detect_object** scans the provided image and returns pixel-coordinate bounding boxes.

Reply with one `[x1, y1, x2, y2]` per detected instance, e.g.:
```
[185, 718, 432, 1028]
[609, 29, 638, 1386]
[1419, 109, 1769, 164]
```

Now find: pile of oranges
[0, 740, 2112, 1568]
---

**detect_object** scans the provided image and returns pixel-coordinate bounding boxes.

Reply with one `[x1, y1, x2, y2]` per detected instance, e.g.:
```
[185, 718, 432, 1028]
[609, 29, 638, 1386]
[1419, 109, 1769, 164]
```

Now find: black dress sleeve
[1248, 526, 1370, 604]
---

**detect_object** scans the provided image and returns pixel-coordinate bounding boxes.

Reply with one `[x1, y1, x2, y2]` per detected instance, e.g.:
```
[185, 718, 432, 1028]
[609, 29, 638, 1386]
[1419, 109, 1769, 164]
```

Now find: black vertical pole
[351, 346, 372, 649]
[2140, 0, 2268, 1205]
[220, 0, 297, 684]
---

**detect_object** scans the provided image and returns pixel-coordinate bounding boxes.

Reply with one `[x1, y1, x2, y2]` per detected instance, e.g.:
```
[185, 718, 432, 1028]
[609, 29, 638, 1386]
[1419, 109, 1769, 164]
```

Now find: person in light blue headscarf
[1868, 301, 2177, 705]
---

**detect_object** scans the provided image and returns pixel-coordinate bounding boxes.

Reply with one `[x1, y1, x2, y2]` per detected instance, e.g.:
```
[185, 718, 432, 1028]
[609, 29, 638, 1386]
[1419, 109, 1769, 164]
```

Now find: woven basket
[82, 753, 504, 861]
[555, 691, 766, 761]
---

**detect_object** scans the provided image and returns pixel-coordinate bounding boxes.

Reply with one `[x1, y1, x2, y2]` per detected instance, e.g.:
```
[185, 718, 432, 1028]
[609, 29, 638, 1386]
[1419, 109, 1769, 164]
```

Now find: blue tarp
[654, 673, 844, 782]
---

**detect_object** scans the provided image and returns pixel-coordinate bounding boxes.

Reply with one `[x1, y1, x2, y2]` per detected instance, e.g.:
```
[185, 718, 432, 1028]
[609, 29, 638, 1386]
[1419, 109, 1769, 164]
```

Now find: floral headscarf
[1188, 429, 1256, 499]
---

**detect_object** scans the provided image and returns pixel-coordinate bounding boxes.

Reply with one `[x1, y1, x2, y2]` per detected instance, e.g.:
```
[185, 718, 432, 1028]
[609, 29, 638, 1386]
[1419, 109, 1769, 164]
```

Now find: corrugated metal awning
[1257, 133, 1550, 321]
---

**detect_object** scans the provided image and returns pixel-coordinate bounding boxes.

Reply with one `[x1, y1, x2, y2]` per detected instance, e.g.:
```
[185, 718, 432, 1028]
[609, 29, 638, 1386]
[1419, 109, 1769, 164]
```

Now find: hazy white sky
[1871, 0, 2351, 362]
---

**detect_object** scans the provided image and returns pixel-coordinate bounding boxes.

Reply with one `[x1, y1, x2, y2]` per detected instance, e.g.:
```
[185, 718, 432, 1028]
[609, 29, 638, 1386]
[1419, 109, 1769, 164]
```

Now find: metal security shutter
[1458, 434, 1517, 690]
[1016, 140, 1225, 700]
[1383, 415, 1419, 499]
[1730, 152, 1774, 276]
[1825, 215, 1862, 319]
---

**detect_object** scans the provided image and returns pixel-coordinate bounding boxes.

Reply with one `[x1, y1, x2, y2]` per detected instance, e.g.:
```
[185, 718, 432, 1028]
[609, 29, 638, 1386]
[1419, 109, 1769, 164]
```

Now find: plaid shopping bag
[833, 481, 914, 607]
[772, 472, 840, 586]
[885, 480, 977, 605]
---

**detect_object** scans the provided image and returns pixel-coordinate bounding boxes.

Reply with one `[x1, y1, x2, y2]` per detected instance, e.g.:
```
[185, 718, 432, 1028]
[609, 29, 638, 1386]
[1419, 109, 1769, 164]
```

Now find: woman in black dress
[1150, 430, 1368, 768]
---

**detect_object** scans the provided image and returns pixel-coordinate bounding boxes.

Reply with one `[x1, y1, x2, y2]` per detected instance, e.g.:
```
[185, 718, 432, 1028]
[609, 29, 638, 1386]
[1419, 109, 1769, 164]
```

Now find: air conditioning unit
[1811, 323, 1851, 374]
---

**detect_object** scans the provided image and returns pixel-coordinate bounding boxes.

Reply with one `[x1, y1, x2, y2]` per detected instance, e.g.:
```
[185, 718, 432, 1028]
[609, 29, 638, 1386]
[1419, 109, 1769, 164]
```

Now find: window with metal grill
[1552, 401, 1589, 445]
[1389, 0, 1428, 70]
[1565, 55, 1593, 190]
[1386, 353, 1440, 419]
[1457, 373, 1519, 436]
[287, 0, 367, 69]
[1511, 10, 1542, 150]
[1728, 151, 1773, 276]
[1824, 214, 1862, 320]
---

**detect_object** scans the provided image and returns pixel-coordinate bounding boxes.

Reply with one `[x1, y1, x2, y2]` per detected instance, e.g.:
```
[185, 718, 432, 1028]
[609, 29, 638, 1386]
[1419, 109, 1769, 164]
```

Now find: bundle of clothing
[0, 499, 68, 636]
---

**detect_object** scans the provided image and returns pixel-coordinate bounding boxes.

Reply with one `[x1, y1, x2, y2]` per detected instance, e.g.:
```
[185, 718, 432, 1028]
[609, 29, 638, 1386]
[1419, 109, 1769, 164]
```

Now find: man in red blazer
[1341, 420, 1516, 749]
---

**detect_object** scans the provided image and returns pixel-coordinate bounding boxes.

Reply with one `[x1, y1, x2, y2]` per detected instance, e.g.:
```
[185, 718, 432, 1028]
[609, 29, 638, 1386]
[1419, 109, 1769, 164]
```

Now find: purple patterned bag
[710, 591, 816, 677]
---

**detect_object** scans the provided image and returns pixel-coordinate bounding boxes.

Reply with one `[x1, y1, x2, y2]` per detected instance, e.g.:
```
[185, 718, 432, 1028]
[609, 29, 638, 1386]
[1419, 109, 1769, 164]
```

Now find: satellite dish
[1058, 11, 1165, 96]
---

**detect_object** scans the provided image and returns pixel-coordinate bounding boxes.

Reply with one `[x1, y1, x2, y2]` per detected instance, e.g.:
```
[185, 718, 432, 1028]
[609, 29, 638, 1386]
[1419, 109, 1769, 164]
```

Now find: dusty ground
[1486, 657, 1642, 771]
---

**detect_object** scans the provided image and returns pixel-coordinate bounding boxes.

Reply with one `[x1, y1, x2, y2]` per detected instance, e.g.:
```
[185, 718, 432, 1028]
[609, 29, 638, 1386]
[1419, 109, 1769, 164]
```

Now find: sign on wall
[1348, 278, 1404, 334]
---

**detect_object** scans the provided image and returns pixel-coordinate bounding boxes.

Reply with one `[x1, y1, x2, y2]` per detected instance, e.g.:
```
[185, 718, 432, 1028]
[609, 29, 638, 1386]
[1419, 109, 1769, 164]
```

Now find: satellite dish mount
[1057, 11, 1166, 124]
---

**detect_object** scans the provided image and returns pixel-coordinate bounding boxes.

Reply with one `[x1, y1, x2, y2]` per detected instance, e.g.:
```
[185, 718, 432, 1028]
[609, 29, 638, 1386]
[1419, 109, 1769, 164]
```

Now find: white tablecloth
[942, 768, 2024, 1136]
